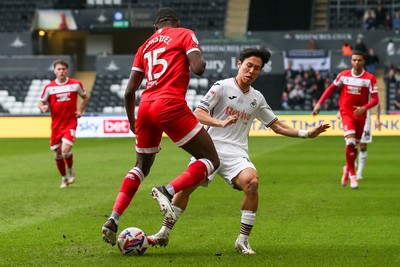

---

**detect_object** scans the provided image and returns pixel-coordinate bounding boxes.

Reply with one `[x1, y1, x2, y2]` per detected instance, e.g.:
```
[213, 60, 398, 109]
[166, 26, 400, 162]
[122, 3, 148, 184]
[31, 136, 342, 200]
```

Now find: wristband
[298, 129, 309, 139]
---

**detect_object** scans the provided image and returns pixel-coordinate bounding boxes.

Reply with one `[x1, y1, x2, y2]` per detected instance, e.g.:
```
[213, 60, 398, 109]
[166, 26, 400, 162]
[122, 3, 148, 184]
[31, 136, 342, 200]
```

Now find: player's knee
[62, 151, 72, 158]
[247, 177, 259, 192]
[207, 156, 219, 171]
[54, 151, 62, 160]
[241, 175, 258, 194]
[198, 158, 218, 176]
[345, 137, 357, 147]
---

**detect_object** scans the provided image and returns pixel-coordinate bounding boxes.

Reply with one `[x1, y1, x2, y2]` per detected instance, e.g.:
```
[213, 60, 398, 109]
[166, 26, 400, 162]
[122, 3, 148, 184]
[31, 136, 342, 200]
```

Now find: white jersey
[197, 77, 277, 153]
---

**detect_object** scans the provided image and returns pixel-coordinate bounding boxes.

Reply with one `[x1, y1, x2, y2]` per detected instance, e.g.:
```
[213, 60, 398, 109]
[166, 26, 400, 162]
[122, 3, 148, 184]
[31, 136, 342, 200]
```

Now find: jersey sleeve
[181, 29, 201, 55]
[256, 94, 277, 127]
[132, 48, 145, 73]
[369, 75, 378, 94]
[197, 81, 223, 112]
[39, 84, 50, 102]
[333, 71, 345, 87]
[77, 81, 86, 96]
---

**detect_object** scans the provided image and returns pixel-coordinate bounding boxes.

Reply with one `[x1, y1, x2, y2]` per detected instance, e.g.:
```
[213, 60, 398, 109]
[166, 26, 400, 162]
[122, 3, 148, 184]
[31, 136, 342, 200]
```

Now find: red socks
[112, 168, 143, 215]
[169, 160, 209, 193]
[64, 153, 73, 168]
[55, 158, 66, 176]
[346, 144, 357, 177]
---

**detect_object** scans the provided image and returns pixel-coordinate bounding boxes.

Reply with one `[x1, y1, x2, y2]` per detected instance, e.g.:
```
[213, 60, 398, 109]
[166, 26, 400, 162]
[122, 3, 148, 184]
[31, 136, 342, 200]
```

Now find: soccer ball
[117, 227, 148, 255]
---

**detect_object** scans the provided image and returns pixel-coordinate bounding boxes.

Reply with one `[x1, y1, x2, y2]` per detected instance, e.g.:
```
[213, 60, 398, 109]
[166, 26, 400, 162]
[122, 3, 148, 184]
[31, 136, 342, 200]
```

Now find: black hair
[352, 50, 366, 60]
[154, 7, 179, 25]
[238, 48, 271, 67]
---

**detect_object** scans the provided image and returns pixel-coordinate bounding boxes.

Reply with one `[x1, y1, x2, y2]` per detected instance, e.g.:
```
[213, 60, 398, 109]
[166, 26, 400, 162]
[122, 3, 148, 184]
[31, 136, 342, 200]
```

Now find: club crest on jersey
[191, 34, 199, 44]
[250, 99, 257, 108]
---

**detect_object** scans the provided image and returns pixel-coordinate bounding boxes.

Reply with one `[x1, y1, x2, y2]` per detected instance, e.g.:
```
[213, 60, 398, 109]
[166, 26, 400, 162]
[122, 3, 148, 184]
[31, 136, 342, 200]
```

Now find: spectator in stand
[386, 39, 395, 56]
[394, 65, 400, 85]
[393, 11, 400, 33]
[302, 71, 315, 89]
[310, 71, 325, 107]
[342, 42, 353, 56]
[383, 63, 396, 85]
[306, 38, 318, 50]
[383, 14, 392, 30]
[281, 91, 290, 110]
[374, 4, 386, 29]
[284, 65, 297, 82]
[395, 87, 400, 110]
[363, 8, 376, 30]
[284, 81, 293, 94]
[365, 48, 380, 74]
[288, 83, 305, 109]
[355, 36, 368, 55]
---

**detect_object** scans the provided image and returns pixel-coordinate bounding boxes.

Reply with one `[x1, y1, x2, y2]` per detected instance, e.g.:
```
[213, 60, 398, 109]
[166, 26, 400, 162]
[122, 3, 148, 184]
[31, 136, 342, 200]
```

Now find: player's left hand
[353, 106, 366, 116]
[308, 123, 330, 138]
[375, 119, 381, 131]
[75, 111, 82, 118]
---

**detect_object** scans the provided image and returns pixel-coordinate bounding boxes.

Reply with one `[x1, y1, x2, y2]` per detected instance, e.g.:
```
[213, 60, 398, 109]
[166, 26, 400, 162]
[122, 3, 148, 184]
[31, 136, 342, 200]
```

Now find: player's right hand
[312, 103, 321, 116]
[40, 105, 48, 113]
[221, 115, 238, 128]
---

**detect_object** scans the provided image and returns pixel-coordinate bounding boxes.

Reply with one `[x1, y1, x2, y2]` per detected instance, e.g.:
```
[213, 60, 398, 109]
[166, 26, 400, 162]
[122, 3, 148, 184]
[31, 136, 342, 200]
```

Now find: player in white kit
[356, 104, 381, 179]
[147, 48, 330, 254]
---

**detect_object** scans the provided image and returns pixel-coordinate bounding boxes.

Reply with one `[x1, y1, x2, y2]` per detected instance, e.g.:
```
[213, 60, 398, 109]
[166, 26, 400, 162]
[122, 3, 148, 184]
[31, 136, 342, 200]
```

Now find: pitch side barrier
[0, 114, 399, 138]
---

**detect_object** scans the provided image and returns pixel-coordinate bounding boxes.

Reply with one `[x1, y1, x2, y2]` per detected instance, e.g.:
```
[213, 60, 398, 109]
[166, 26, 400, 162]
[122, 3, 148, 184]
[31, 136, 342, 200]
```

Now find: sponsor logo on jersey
[56, 92, 71, 102]
[225, 107, 251, 120]
[347, 86, 361, 95]
[103, 119, 130, 134]
[228, 96, 237, 100]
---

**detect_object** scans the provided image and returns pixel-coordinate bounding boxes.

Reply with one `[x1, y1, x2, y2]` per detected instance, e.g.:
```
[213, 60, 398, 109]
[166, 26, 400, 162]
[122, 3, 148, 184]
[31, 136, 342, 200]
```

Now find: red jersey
[132, 26, 201, 101]
[334, 69, 378, 118]
[40, 78, 86, 130]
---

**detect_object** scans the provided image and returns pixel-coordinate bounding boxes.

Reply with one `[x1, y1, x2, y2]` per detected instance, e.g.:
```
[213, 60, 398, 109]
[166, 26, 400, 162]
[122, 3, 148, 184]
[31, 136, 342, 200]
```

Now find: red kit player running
[312, 51, 379, 189]
[101, 7, 219, 246]
[38, 59, 90, 188]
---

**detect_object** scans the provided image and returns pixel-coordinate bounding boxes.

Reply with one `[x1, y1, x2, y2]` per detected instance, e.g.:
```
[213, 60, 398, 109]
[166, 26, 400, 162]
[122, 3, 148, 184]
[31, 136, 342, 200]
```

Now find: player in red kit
[38, 59, 90, 188]
[312, 51, 379, 189]
[101, 7, 219, 246]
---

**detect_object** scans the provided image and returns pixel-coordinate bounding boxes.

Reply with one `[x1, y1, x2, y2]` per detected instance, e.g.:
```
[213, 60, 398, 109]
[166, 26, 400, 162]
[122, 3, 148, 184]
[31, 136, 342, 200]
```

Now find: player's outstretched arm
[270, 119, 330, 138]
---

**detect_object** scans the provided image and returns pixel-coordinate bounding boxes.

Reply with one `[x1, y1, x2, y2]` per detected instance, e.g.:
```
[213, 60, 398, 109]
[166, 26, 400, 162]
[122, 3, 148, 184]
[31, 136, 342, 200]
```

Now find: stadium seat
[198, 78, 209, 90]
[103, 106, 113, 113]
[113, 106, 124, 113]
[189, 78, 199, 89]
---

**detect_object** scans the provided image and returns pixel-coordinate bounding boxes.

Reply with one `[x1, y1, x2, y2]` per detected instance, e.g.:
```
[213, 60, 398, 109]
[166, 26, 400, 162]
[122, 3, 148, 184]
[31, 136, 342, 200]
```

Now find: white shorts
[191, 142, 256, 188]
[360, 113, 372, 144]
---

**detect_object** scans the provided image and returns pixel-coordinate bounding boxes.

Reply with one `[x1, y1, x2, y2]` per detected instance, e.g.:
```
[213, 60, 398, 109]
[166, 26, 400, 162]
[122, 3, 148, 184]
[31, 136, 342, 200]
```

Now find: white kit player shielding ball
[147, 48, 330, 254]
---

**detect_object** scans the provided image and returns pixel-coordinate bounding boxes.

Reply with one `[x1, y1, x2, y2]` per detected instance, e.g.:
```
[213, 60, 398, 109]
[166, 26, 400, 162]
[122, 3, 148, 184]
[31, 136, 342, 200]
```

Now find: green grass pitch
[0, 136, 399, 266]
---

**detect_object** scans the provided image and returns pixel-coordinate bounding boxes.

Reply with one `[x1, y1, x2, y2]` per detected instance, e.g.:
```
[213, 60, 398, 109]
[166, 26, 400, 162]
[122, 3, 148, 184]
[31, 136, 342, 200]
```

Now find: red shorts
[135, 98, 202, 154]
[340, 111, 366, 140]
[50, 126, 76, 150]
